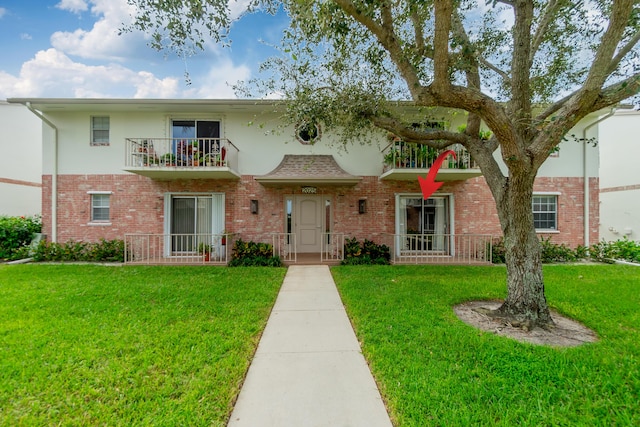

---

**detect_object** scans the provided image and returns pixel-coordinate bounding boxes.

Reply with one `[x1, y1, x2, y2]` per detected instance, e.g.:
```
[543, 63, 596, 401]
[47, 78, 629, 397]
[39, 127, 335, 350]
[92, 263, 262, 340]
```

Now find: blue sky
[0, 0, 288, 99]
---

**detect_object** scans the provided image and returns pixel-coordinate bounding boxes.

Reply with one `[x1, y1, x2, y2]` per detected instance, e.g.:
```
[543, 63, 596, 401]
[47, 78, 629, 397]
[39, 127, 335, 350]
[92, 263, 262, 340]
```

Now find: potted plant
[203, 153, 222, 166]
[198, 242, 212, 261]
[220, 230, 230, 246]
[383, 148, 401, 167]
[161, 153, 176, 166]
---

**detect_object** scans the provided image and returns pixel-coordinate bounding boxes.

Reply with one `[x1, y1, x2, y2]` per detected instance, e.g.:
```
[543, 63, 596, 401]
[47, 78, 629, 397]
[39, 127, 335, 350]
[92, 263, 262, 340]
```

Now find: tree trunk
[494, 170, 553, 329]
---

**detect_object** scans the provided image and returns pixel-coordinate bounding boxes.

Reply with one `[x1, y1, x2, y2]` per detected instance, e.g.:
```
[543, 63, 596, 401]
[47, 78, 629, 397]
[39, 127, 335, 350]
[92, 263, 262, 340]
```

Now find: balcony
[123, 138, 240, 180]
[380, 141, 482, 181]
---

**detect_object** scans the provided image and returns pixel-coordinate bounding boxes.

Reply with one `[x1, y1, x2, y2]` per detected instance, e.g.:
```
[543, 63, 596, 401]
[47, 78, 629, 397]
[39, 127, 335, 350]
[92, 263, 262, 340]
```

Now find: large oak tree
[127, 0, 640, 327]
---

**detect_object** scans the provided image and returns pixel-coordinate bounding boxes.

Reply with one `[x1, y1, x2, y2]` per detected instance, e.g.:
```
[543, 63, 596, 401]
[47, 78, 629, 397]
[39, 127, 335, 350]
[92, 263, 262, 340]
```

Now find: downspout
[26, 102, 59, 243]
[582, 108, 616, 247]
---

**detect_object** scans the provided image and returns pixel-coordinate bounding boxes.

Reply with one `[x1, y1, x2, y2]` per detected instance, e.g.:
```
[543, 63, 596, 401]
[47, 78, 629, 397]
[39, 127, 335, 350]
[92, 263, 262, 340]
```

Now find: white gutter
[25, 102, 59, 243]
[582, 109, 616, 247]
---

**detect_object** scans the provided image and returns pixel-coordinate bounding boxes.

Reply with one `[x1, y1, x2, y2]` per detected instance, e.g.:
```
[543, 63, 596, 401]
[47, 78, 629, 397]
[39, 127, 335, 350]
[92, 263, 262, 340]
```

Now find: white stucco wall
[35, 100, 601, 183]
[42, 108, 387, 176]
[0, 102, 42, 216]
[598, 110, 640, 242]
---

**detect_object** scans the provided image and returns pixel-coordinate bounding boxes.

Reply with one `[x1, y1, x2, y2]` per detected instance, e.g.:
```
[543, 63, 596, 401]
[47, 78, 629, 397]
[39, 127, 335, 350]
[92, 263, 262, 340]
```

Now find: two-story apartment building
[8, 98, 601, 264]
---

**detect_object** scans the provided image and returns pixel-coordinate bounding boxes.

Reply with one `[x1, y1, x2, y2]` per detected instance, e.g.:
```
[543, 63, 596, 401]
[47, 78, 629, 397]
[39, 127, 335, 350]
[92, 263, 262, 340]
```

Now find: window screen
[532, 195, 557, 230]
[91, 116, 110, 146]
[91, 194, 110, 221]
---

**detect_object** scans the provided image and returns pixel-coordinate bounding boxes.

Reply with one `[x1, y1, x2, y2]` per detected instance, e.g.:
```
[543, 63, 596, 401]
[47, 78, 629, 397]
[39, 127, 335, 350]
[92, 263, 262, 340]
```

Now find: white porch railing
[272, 233, 296, 263]
[380, 233, 493, 264]
[125, 137, 239, 169]
[124, 233, 230, 264]
[321, 232, 345, 262]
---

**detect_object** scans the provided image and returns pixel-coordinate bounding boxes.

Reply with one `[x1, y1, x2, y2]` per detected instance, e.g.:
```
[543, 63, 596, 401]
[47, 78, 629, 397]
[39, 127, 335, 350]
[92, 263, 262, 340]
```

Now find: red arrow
[418, 150, 456, 199]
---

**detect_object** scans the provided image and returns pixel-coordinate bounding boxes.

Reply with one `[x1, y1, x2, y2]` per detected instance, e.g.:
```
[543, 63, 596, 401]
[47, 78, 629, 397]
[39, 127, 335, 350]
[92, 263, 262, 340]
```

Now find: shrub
[540, 237, 579, 263]
[491, 236, 588, 264]
[0, 215, 42, 260]
[28, 239, 125, 263]
[590, 238, 640, 264]
[341, 237, 390, 265]
[229, 239, 283, 267]
[490, 238, 506, 264]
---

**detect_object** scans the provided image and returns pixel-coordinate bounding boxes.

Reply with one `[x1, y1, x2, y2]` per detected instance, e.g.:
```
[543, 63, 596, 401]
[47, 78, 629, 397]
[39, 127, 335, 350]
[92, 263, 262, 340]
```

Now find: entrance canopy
[255, 155, 361, 186]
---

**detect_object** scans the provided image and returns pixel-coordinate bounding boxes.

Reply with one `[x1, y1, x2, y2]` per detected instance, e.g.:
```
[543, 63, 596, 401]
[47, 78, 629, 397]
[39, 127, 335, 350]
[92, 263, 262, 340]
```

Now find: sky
[0, 0, 289, 100]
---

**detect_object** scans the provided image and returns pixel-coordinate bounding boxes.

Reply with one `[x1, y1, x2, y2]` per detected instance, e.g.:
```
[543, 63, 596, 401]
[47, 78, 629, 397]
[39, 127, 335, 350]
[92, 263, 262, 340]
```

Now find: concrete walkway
[227, 265, 393, 427]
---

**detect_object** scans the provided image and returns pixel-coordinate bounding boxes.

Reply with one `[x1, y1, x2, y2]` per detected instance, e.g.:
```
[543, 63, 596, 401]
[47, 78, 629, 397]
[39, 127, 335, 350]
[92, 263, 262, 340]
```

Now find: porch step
[282, 253, 342, 266]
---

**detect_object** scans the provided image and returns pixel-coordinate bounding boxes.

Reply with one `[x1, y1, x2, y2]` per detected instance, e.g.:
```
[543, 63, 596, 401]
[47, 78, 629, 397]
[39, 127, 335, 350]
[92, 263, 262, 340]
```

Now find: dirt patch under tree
[453, 300, 598, 347]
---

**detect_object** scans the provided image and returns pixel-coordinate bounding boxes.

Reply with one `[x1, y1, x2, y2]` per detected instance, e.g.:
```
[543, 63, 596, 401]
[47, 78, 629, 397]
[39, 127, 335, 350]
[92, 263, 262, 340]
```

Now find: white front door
[295, 195, 323, 253]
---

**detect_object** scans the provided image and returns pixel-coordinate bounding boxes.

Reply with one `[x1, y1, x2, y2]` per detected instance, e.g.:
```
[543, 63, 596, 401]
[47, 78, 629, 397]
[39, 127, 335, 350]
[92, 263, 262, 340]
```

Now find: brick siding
[41, 174, 598, 247]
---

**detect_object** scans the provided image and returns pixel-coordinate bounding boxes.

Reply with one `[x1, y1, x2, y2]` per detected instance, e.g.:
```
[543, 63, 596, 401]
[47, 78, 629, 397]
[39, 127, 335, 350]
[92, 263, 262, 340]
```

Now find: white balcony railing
[125, 138, 239, 169]
[124, 233, 231, 264]
[382, 141, 477, 172]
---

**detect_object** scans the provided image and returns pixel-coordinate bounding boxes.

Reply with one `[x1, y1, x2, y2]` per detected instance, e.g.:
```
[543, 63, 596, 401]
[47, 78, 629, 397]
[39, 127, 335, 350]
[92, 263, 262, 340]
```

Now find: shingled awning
[255, 155, 361, 186]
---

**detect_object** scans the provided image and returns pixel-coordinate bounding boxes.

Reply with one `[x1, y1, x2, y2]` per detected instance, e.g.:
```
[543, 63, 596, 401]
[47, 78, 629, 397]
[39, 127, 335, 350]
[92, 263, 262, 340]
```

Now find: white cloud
[0, 48, 181, 98]
[228, 0, 254, 20]
[55, 0, 89, 14]
[0, 48, 254, 99]
[51, 0, 142, 62]
[0, 0, 268, 100]
[20, 33, 32, 40]
[184, 58, 251, 98]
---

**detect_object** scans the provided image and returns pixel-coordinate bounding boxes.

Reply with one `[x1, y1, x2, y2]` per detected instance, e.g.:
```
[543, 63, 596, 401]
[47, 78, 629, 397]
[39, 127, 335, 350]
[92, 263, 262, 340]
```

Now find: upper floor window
[532, 194, 558, 231]
[91, 116, 110, 146]
[296, 121, 321, 145]
[90, 193, 111, 222]
[172, 119, 220, 140]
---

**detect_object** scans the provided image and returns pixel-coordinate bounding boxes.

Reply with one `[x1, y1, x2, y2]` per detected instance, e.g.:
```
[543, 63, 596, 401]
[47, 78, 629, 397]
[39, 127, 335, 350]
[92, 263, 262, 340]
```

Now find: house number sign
[301, 186, 317, 194]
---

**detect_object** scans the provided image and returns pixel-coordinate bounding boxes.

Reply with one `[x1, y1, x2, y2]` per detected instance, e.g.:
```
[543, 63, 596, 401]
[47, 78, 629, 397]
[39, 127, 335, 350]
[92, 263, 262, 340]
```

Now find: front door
[295, 195, 324, 253]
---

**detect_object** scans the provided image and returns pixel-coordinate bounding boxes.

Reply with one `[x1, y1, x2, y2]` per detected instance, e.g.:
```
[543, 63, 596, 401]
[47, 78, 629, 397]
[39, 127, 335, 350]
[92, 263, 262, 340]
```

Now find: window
[91, 193, 110, 222]
[171, 119, 221, 164]
[164, 193, 225, 255]
[296, 121, 321, 145]
[91, 116, 110, 146]
[532, 195, 557, 230]
[397, 195, 450, 252]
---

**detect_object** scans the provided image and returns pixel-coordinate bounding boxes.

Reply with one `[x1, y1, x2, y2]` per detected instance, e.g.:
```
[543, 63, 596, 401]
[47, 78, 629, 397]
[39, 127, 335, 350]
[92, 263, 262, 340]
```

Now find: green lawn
[0, 265, 286, 426]
[332, 264, 640, 426]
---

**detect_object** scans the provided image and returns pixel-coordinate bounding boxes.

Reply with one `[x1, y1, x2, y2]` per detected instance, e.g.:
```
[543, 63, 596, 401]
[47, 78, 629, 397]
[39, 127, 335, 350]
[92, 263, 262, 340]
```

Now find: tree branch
[372, 116, 468, 147]
[577, 0, 635, 104]
[410, 7, 426, 56]
[607, 29, 640, 75]
[432, 0, 454, 93]
[529, 0, 560, 64]
[531, 72, 640, 169]
[478, 56, 511, 84]
[333, 0, 424, 98]
[510, 0, 534, 122]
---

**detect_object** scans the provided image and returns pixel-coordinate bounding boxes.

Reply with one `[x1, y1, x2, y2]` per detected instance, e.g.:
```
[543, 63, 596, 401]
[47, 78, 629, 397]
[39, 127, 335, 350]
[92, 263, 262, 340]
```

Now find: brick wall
[41, 174, 598, 248]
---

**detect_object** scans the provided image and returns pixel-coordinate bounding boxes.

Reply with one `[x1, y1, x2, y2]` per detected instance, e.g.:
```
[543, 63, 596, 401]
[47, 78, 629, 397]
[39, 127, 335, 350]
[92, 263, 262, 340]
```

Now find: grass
[0, 264, 286, 426]
[331, 264, 640, 426]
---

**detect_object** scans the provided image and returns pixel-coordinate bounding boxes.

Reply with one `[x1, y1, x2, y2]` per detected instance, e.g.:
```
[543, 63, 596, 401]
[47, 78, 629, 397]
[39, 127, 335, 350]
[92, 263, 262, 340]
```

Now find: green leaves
[0, 215, 42, 260]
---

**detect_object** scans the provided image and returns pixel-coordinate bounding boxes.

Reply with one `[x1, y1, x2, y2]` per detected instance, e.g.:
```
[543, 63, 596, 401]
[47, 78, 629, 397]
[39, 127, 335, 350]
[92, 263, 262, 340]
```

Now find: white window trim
[90, 116, 110, 146]
[394, 192, 455, 257]
[88, 191, 112, 224]
[163, 192, 225, 257]
[532, 192, 560, 233]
